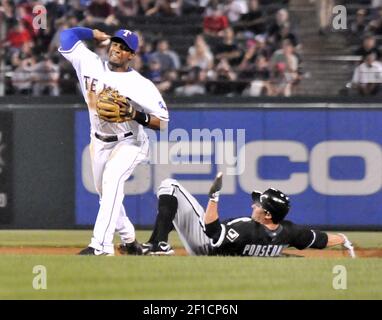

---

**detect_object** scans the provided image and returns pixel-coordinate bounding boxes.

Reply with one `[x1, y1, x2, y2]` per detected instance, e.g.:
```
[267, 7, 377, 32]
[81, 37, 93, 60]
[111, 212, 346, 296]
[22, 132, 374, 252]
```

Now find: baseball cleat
[211, 172, 223, 192]
[208, 171, 223, 200]
[141, 242, 153, 255]
[78, 246, 114, 256]
[149, 241, 175, 256]
[118, 240, 144, 255]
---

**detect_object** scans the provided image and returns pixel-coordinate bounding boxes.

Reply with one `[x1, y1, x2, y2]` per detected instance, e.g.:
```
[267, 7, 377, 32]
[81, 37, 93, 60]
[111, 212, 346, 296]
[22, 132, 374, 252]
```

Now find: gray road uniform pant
[157, 179, 212, 255]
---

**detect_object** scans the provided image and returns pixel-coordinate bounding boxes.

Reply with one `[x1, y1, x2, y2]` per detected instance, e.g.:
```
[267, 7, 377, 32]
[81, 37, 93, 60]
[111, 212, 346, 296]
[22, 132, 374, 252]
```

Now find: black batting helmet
[251, 188, 290, 223]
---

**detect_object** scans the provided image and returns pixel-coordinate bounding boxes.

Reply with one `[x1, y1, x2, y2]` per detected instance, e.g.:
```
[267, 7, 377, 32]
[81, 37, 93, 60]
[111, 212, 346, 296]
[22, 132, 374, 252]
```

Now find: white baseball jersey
[59, 39, 169, 255]
[59, 41, 169, 139]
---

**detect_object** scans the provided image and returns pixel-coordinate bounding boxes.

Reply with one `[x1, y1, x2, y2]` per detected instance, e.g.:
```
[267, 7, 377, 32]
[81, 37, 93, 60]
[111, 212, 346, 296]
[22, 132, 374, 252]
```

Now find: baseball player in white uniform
[59, 27, 169, 256]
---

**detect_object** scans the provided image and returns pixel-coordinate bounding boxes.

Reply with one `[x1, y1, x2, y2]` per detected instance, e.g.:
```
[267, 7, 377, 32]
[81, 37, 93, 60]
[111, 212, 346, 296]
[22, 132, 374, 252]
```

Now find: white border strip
[306, 230, 317, 249]
[227, 217, 252, 226]
[259, 103, 382, 109]
[211, 224, 226, 248]
[177, 103, 382, 109]
[58, 40, 82, 54]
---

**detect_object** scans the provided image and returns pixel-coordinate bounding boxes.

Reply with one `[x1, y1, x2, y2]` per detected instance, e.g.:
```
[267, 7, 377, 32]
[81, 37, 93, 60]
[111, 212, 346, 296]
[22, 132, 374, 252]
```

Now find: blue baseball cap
[111, 29, 139, 52]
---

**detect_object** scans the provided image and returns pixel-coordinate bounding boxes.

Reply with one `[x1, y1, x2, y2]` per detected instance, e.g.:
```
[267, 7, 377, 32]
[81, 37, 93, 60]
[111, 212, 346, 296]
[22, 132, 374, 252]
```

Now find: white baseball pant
[89, 134, 149, 254]
[157, 178, 212, 255]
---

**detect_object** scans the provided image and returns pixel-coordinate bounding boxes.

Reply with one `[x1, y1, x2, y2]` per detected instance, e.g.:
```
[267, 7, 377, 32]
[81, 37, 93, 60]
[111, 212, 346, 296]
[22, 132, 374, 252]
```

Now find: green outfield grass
[0, 230, 381, 299]
[0, 230, 381, 248]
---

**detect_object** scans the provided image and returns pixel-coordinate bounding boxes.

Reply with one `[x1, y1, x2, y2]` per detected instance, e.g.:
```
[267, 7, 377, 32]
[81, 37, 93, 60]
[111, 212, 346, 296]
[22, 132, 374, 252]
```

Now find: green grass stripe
[0, 230, 380, 249]
[0, 255, 381, 299]
[0, 230, 181, 248]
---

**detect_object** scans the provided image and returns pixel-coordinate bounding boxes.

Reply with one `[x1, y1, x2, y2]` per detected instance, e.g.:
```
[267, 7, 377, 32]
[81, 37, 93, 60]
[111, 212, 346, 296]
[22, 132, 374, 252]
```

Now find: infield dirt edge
[0, 247, 381, 258]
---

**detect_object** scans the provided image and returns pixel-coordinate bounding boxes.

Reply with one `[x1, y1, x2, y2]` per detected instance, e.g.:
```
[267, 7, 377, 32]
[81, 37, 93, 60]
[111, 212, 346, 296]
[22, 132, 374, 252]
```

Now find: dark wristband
[205, 218, 222, 240]
[134, 110, 151, 126]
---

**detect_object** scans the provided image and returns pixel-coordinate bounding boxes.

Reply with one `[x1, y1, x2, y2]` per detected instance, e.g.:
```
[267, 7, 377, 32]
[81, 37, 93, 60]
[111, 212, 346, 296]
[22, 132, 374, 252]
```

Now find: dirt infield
[0, 246, 381, 258]
[283, 248, 382, 258]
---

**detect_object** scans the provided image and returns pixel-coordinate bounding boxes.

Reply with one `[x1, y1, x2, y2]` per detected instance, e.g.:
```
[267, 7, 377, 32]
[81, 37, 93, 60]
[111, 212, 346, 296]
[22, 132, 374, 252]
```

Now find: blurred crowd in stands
[0, 0, 306, 97]
[349, 0, 382, 95]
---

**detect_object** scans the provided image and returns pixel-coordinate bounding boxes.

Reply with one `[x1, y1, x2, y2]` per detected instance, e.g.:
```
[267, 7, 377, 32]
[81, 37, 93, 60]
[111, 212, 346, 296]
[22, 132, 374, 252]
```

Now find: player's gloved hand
[339, 233, 356, 258]
[96, 87, 135, 123]
[208, 172, 223, 202]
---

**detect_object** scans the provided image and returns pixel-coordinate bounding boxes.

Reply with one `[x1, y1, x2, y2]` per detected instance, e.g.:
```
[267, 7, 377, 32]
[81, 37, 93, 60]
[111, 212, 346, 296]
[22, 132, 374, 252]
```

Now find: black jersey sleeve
[205, 219, 223, 243]
[205, 218, 227, 247]
[205, 217, 253, 250]
[212, 217, 253, 249]
[289, 223, 328, 250]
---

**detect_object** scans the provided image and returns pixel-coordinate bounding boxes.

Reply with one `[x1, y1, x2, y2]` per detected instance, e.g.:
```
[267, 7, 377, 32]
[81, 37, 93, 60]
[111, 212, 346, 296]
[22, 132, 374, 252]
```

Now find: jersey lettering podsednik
[209, 218, 328, 257]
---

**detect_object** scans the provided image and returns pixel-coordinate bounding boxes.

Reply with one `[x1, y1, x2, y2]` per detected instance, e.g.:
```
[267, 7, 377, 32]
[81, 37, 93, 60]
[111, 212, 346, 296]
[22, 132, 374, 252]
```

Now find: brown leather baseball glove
[96, 87, 135, 123]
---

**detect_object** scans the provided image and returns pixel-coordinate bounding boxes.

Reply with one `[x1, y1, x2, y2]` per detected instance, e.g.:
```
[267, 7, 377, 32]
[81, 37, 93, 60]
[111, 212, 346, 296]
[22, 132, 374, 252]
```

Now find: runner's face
[251, 203, 266, 222]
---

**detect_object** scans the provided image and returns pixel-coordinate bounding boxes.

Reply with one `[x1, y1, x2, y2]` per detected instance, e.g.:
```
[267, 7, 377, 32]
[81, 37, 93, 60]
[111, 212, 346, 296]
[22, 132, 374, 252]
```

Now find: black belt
[95, 132, 133, 142]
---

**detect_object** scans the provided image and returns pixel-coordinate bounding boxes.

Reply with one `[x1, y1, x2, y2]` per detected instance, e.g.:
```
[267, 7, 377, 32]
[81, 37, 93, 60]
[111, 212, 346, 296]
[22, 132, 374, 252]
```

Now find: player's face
[251, 203, 266, 222]
[108, 41, 135, 69]
[251, 203, 274, 224]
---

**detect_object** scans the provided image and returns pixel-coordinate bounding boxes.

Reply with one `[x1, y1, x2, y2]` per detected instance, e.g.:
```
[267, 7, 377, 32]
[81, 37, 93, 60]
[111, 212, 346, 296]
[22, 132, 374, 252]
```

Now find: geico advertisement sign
[81, 140, 381, 196]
